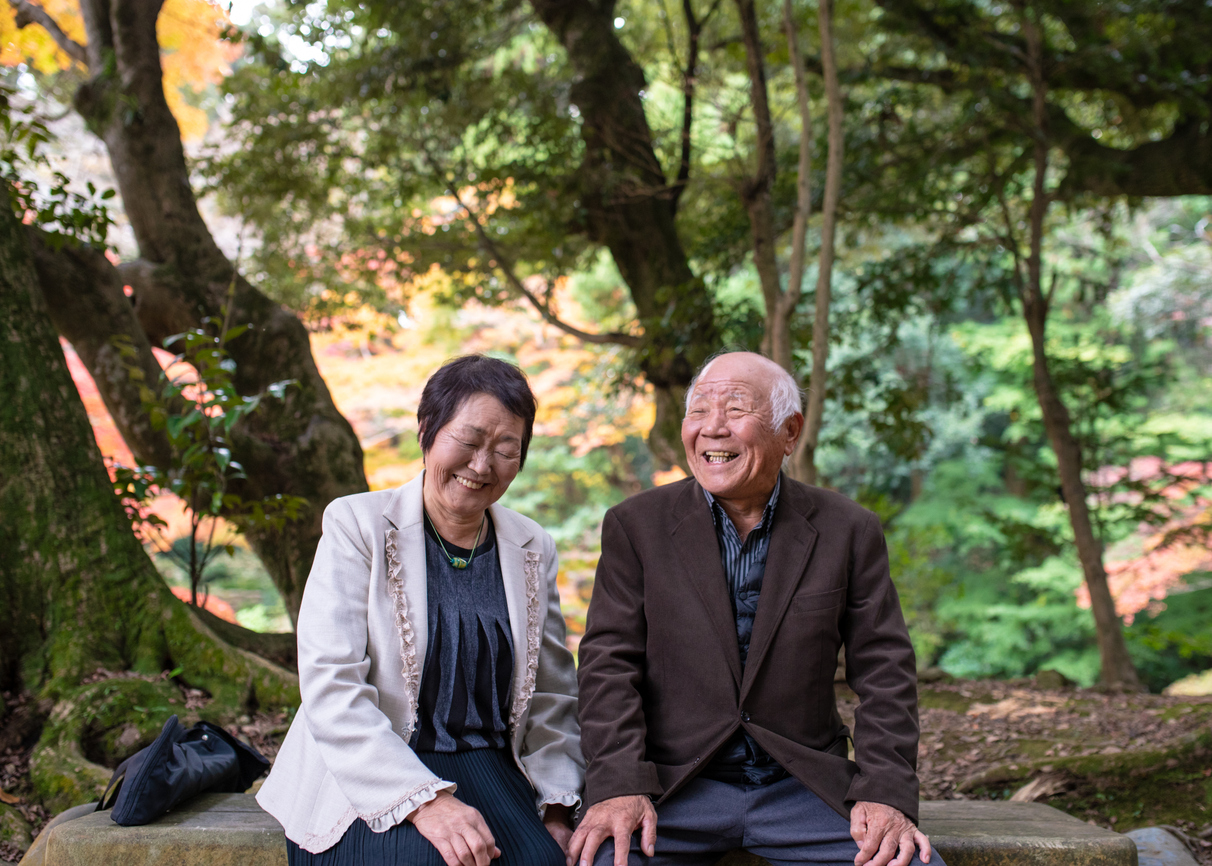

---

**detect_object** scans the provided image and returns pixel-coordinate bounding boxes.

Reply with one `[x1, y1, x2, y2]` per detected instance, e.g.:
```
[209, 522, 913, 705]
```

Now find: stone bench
[22, 794, 1137, 866]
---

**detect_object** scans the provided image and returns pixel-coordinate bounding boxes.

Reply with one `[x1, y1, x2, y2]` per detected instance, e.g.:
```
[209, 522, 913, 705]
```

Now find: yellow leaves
[0, 0, 84, 73]
[1, 0, 238, 140]
[160, 0, 240, 140]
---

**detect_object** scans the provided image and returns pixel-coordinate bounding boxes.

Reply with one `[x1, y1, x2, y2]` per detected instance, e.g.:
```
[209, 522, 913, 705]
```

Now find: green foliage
[937, 555, 1101, 686]
[204, 0, 589, 317]
[0, 83, 114, 248]
[111, 315, 305, 605]
[499, 435, 643, 547]
[1124, 581, 1212, 693]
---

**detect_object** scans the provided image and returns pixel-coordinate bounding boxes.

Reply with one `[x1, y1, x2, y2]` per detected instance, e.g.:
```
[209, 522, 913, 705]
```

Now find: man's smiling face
[681, 353, 798, 512]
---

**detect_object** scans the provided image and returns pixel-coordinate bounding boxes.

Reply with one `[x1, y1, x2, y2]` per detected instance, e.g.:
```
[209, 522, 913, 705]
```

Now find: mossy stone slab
[918, 801, 1136, 866]
[20, 802, 99, 866]
[715, 800, 1135, 866]
[37, 793, 285, 866]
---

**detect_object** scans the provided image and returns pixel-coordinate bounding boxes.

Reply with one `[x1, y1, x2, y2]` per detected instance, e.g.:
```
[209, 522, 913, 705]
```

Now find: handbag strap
[96, 754, 135, 812]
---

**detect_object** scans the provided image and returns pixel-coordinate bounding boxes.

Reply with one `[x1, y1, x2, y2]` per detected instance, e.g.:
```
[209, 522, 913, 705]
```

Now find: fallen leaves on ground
[834, 678, 1212, 864]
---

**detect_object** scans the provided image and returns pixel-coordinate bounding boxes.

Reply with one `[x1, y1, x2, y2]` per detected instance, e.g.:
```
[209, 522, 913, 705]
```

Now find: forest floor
[3, 679, 1212, 863]
[838, 677, 1212, 864]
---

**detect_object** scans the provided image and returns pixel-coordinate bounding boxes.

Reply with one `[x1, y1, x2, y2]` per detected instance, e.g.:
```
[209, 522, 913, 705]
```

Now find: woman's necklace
[425, 510, 486, 570]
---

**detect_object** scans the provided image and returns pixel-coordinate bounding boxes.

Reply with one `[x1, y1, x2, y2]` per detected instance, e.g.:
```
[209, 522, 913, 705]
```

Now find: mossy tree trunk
[0, 199, 299, 813]
[14, 0, 369, 623]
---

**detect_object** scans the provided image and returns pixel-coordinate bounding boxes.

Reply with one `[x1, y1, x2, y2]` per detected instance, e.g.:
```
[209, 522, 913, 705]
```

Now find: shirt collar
[704, 474, 782, 538]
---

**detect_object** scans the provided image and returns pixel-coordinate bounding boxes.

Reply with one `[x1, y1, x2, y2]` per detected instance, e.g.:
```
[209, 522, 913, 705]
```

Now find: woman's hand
[409, 791, 501, 866]
[543, 804, 574, 855]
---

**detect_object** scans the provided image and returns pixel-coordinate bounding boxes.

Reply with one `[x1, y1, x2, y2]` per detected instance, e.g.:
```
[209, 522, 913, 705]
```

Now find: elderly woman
[258, 356, 583, 866]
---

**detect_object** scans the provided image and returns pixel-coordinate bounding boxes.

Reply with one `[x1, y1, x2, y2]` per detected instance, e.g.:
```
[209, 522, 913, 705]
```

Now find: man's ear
[784, 412, 805, 454]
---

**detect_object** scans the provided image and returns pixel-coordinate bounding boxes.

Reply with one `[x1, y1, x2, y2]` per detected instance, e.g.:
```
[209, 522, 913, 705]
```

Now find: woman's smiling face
[421, 392, 525, 524]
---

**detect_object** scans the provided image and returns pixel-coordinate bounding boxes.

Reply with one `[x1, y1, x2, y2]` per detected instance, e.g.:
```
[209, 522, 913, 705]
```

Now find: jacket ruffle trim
[538, 790, 583, 819]
[363, 778, 457, 833]
[385, 528, 421, 736]
[298, 805, 357, 854]
[508, 549, 544, 732]
[295, 779, 456, 854]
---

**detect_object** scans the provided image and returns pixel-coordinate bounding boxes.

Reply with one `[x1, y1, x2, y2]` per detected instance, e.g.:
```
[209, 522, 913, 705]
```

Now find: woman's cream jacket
[257, 473, 584, 853]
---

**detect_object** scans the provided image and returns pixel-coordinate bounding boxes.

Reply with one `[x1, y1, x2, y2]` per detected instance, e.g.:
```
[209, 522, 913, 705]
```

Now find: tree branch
[736, 0, 776, 193]
[435, 172, 642, 348]
[9, 0, 88, 67]
[669, 0, 722, 211]
[25, 227, 176, 469]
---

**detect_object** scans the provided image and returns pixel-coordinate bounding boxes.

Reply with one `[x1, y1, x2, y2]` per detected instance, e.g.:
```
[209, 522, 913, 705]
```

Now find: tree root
[28, 598, 298, 813]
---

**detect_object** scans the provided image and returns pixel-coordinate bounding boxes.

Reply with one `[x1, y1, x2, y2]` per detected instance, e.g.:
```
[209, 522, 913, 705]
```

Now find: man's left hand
[850, 801, 932, 866]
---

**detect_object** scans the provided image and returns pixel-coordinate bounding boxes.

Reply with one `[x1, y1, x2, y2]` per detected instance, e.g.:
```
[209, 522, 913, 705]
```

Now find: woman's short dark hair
[417, 355, 537, 468]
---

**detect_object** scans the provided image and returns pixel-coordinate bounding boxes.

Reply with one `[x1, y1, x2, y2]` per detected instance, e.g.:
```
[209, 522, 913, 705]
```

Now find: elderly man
[569, 352, 935, 866]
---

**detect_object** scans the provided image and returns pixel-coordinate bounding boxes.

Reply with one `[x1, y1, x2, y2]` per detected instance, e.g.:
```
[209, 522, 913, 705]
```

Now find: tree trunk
[773, 0, 813, 378]
[22, 0, 370, 622]
[1019, 12, 1141, 691]
[734, 0, 841, 486]
[792, 0, 843, 486]
[735, 0, 785, 367]
[530, 0, 720, 467]
[0, 195, 298, 813]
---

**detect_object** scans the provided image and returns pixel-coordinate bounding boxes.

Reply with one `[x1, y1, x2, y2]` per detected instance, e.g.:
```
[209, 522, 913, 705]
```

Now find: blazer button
[741, 711, 751, 722]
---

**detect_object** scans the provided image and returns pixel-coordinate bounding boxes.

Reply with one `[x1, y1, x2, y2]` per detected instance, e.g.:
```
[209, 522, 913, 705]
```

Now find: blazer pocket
[789, 586, 846, 612]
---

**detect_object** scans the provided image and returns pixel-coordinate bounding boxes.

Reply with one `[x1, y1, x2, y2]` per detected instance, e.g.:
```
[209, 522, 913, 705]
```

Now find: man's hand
[543, 804, 575, 855]
[566, 794, 656, 866]
[409, 790, 501, 866]
[850, 801, 931, 866]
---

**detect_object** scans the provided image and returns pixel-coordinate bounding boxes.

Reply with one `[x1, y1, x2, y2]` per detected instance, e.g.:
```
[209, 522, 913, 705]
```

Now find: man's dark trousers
[591, 776, 942, 866]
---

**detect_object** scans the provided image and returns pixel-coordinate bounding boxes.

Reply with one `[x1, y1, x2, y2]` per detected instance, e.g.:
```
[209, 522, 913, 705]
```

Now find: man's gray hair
[768, 366, 804, 431]
[685, 351, 804, 432]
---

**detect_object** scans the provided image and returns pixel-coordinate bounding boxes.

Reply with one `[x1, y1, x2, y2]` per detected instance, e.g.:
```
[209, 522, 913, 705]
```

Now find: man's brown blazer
[577, 474, 920, 823]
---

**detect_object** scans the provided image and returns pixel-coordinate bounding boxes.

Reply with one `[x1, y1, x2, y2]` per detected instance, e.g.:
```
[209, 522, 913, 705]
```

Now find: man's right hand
[566, 794, 657, 866]
[409, 790, 501, 866]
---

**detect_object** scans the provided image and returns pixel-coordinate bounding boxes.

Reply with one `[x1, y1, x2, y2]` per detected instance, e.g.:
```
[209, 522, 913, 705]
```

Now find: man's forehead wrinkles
[689, 381, 766, 405]
[691, 380, 760, 396]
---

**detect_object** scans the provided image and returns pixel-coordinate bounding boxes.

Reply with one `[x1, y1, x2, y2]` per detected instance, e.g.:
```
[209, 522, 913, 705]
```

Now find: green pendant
[424, 509, 484, 572]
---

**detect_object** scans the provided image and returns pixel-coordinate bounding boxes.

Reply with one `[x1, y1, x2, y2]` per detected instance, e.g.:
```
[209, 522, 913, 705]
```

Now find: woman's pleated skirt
[285, 747, 565, 866]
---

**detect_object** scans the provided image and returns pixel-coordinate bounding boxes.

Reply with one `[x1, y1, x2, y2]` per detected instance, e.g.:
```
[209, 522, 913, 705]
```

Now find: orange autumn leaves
[1077, 459, 1212, 624]
[0, 0, 238, 140]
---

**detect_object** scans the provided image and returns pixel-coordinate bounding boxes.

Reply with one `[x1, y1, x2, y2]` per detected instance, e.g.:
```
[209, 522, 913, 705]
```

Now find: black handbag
[96, 714, 270, 825]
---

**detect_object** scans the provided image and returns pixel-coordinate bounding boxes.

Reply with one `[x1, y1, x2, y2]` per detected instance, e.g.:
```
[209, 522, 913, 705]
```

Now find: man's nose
[702, 407, 729, 435]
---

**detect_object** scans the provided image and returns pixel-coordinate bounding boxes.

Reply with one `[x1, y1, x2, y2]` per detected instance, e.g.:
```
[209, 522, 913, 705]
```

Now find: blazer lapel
[670, 482, 743, 687]
[383, 473, 429, 732]
[490, 504, 543, 736]
[741, 479, 819, 699]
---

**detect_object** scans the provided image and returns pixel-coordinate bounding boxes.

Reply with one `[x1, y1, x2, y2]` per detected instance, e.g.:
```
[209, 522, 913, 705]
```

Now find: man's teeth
[455, 476, 486, 489]
[704, 451, 738, 464]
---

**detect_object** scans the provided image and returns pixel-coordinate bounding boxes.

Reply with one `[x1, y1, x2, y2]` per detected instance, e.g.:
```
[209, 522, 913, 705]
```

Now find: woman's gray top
[409, 515, 515, 752]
